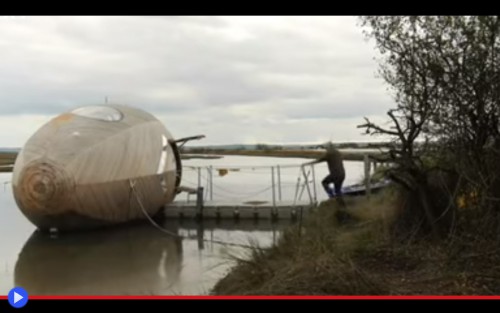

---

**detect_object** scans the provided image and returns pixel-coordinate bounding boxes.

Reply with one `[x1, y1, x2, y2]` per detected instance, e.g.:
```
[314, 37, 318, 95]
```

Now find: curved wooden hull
[12, 105, 180, 232]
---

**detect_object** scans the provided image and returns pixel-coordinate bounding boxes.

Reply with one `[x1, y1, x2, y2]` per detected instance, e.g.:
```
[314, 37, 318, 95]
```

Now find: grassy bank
[211, 188, 500, 295]
[0, 152, 16, 173]
[180, 148, 388, 162]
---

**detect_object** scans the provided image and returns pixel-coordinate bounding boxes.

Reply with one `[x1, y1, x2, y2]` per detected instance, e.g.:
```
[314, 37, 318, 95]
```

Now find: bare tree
[358, 16, 500, 239]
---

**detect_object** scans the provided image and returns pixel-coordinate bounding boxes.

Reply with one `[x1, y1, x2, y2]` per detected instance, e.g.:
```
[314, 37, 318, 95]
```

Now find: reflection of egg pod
[11, 105, 181, 232]
[14, 223, 183, 295]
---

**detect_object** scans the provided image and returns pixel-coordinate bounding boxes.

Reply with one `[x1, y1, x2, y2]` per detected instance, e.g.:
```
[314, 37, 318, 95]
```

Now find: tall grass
[211, 186, 500, 295]
[211, 189, 400, 295]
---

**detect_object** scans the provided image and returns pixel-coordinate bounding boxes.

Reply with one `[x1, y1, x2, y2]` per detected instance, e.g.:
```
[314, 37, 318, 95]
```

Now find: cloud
[0, 16, 394, 146]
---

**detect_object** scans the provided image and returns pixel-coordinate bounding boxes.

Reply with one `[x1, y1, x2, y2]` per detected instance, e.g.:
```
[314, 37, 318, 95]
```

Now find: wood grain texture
[12, 105, 179, 231]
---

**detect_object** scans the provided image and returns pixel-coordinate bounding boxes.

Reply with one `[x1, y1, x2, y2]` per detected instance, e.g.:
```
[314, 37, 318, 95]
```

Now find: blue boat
[340, 179, 392, 197]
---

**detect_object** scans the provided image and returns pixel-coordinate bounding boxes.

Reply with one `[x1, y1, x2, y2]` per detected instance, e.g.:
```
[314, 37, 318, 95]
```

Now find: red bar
[1, 295, 500, 300]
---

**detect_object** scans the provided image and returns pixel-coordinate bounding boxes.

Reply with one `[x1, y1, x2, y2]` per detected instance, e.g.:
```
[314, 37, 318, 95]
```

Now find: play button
[8, 287, 28, 308]
[14, 292, 23, 303]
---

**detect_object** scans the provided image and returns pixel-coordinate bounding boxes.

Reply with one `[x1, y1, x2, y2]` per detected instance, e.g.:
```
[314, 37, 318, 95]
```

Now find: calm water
[0, 156, 366, 295]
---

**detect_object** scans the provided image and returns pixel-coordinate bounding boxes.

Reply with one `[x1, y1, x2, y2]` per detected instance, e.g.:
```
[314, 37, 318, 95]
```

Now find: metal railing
[179, 154, 386, 207]
[180, 163, 319, 208]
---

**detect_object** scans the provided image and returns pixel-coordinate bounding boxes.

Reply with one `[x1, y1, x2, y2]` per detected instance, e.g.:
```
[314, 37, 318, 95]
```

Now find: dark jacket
[317, 147, 345, 182]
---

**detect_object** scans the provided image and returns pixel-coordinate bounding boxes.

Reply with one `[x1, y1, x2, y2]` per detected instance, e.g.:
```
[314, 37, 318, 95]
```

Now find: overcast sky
[0, 16, 394, 147]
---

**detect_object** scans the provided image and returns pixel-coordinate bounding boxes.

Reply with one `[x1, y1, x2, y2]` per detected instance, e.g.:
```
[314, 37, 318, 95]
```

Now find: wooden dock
[164, 199, 315, 221]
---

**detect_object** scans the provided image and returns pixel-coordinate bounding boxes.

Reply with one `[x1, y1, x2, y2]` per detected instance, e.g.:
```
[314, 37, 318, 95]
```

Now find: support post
[277, 165, 282, 202]
[294, 174, 301, 205]
[311, 164, 317, 203]
[298, 170, 310, 201]
[271, 166, 276, 210]
[208, 166, 213, 201]
[196, 186, 204, 220]
[301, 167, 313, 203]
[197, 167, 201, 188]
[197, 220, 204, 250]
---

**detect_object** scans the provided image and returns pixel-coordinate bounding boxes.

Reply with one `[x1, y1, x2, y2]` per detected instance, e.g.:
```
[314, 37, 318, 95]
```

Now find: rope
[179, 164, 318, 206]
[181, 173, 273, 199]
[211, 186, 274, 201]
[128, 179, 260, 249]
[186, 167, 307, 197]
[179, 177, 258, 199]
[183, 163, 306, 171]
[129, 179, 180, 238]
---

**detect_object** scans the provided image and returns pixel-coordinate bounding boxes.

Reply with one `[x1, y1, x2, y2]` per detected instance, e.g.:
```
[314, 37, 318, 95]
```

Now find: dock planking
[164, 200, 315, 221]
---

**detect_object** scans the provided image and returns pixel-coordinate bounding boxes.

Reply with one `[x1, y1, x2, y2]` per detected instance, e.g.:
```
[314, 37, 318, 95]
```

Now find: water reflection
[13, 219, 289, 295]
[15, 222, 184, 295]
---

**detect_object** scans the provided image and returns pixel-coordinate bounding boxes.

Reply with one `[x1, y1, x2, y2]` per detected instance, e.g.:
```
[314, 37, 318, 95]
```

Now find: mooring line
[128, 179, 261, 249]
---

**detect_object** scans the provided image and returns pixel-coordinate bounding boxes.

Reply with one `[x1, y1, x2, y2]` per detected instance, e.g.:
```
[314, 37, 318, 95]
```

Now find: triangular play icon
[14, 292, 23, 304]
